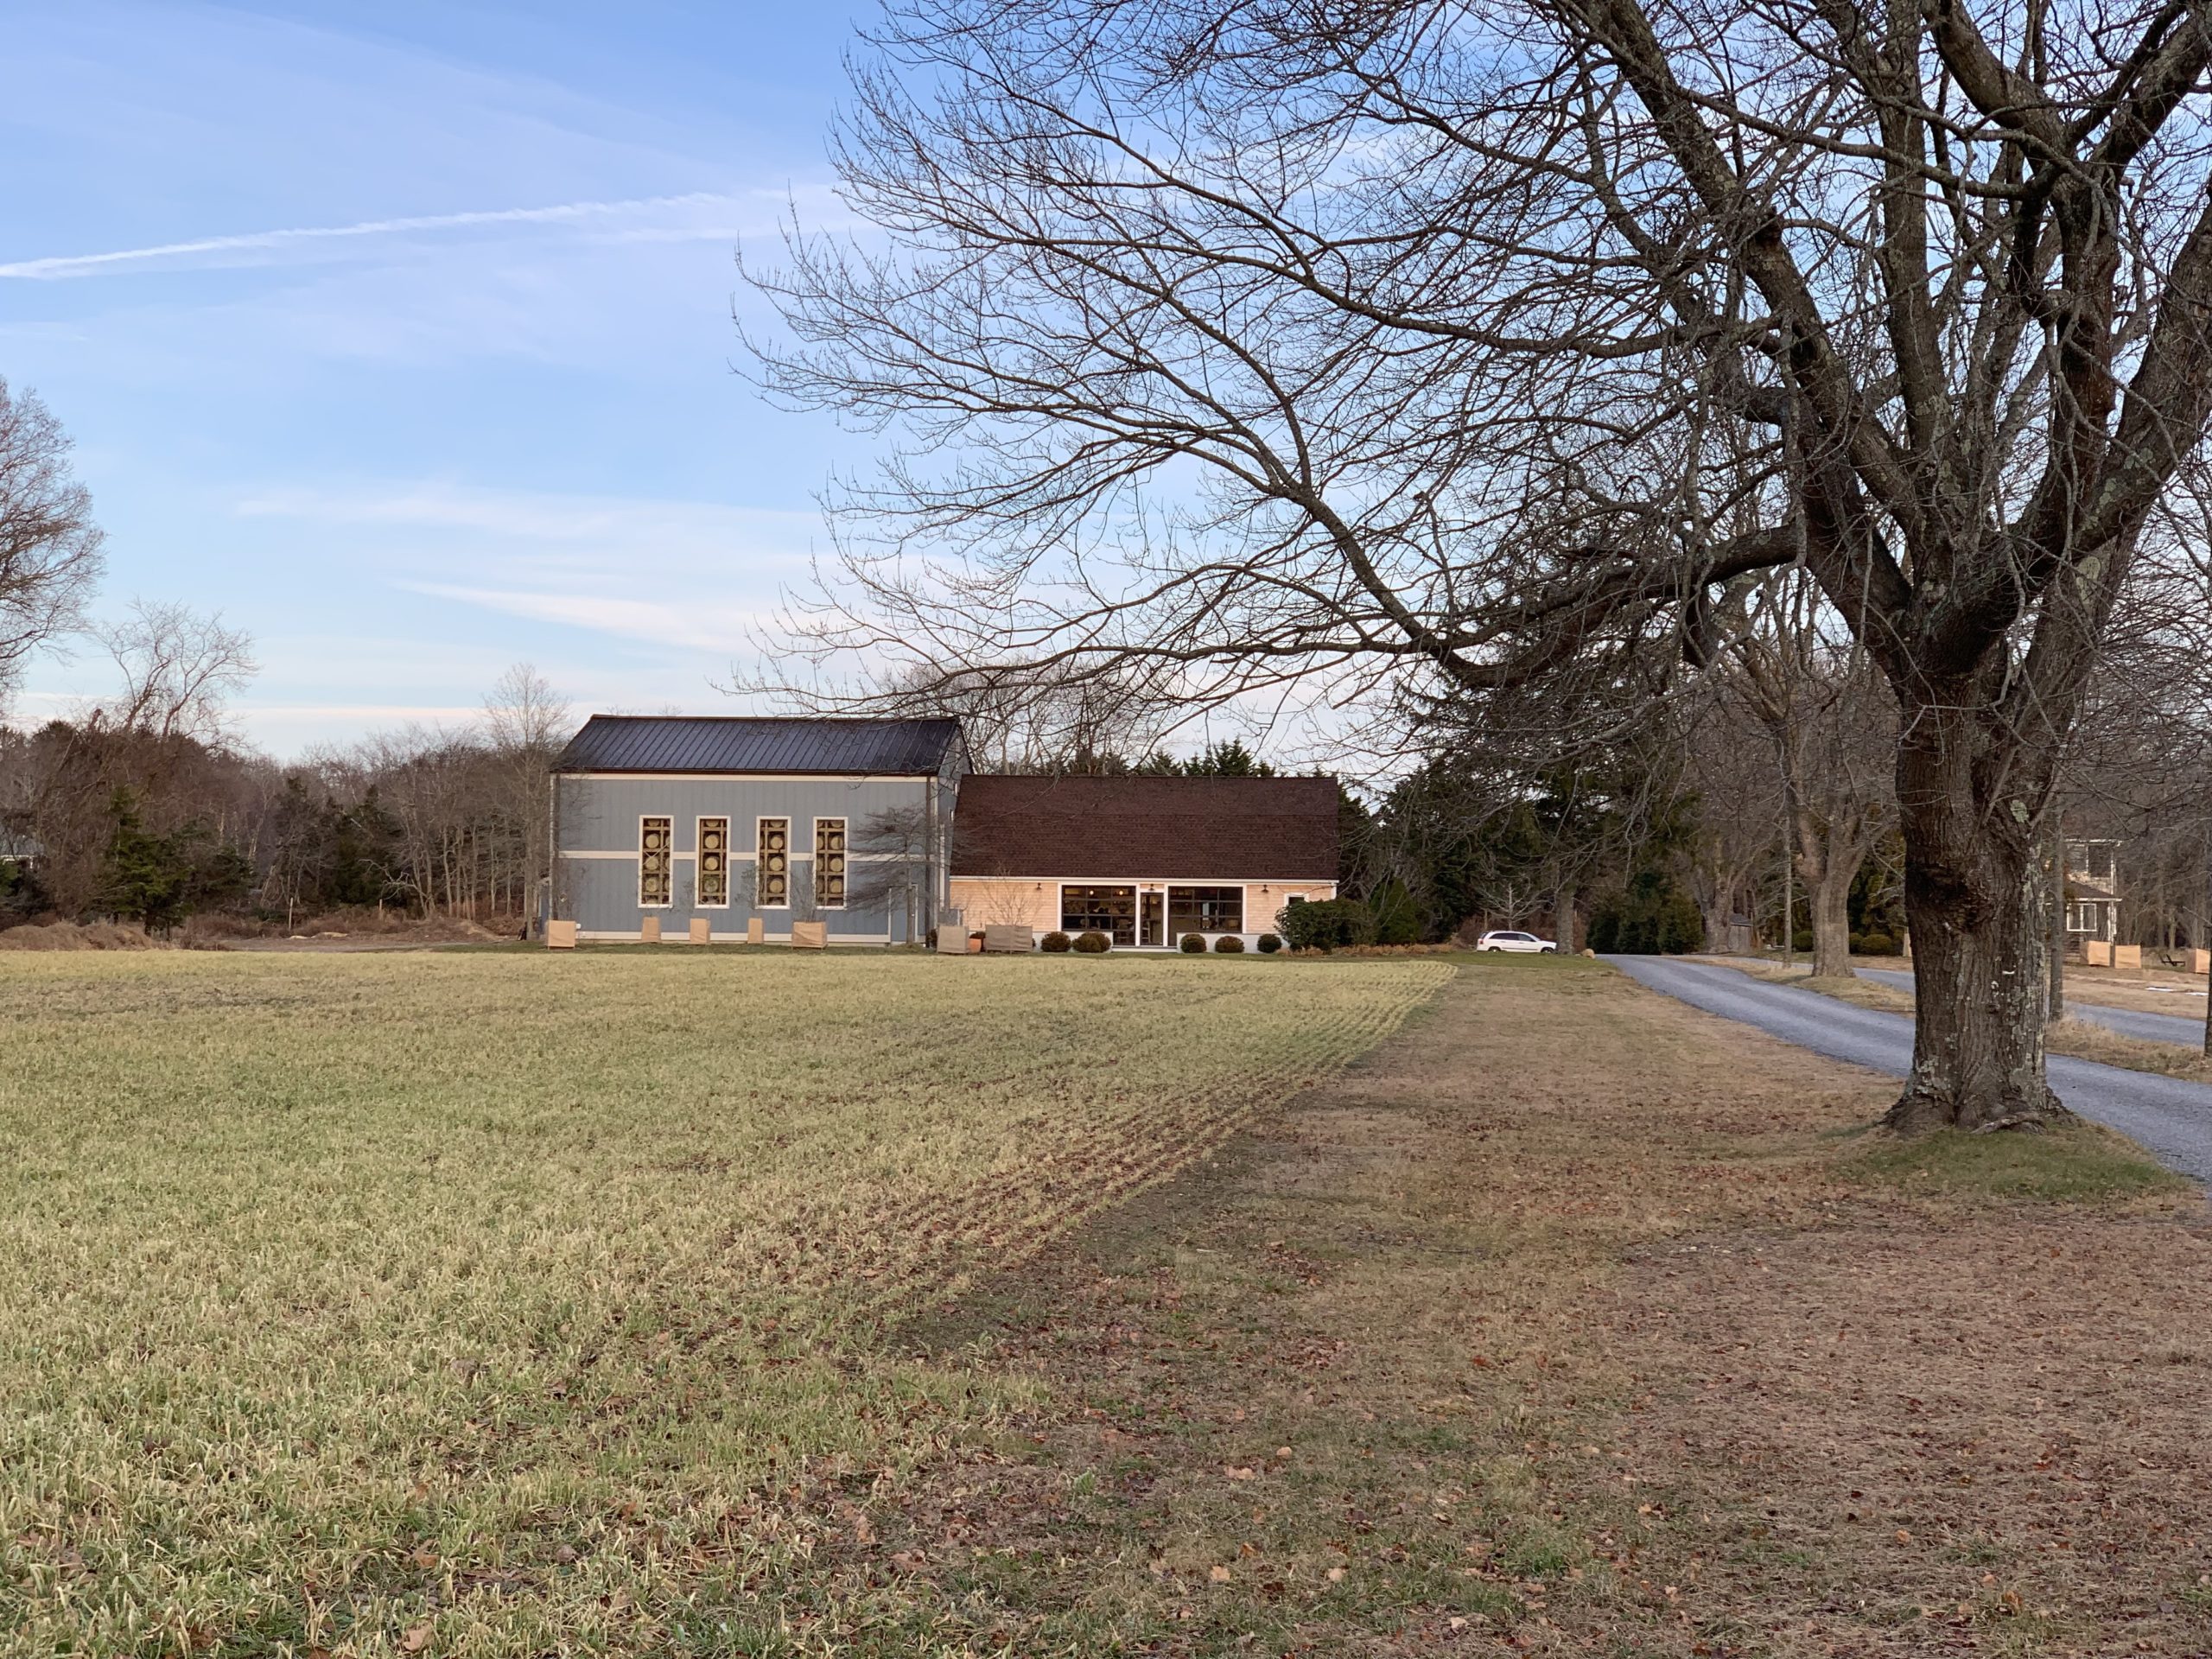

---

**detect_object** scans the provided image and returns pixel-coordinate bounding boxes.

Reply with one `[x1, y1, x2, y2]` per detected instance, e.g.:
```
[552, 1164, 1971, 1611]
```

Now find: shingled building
[549, 715, 1340, 947]
[947, 773, 1341, 949]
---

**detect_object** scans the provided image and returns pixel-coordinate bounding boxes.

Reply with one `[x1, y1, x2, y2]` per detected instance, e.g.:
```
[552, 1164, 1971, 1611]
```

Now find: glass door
[1141, 890, 1164, 947]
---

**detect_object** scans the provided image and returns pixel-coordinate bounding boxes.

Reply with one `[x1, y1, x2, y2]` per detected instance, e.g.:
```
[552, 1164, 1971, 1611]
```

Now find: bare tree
[1713, 575, 1897, 976]
[483, 664, 570, 930]
[1681, 697, 1786, 952]
[95, 600, 256, 742]
[0, 380, 105, 717]
[748, 0, 2212, 1130]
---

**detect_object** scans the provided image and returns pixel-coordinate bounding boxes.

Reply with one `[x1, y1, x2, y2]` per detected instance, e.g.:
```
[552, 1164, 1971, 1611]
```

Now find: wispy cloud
[0, 191, 750, 280]
[236, 480, 817, 550]
[408, 584, 772, 653]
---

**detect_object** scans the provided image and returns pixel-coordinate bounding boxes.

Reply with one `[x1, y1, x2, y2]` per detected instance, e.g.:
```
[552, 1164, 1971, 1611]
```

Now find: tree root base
[1881, 1093, 2079, 1137]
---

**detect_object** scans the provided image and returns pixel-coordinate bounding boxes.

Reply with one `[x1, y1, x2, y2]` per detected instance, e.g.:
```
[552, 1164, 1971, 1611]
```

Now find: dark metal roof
[950, 773, 1340, 880]
[555, 715, 963, 777]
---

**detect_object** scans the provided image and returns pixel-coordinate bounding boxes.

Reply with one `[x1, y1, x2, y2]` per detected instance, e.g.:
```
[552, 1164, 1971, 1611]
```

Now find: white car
[1476, 930, 1558, 954]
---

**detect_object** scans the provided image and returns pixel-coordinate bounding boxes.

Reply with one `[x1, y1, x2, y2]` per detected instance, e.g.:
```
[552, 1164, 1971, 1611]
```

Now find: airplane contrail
[0, 191, 741, 279]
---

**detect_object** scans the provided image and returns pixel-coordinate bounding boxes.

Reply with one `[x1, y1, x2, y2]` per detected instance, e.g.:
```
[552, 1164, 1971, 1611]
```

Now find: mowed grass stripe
[0, 950, 1447, 1656]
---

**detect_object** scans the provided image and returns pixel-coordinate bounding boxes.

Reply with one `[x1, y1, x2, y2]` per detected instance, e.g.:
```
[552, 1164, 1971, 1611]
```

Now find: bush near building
[1275, 897, 1376, 952]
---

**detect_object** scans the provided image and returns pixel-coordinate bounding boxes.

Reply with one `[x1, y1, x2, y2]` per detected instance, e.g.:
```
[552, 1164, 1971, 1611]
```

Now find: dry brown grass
[0, 950, 1448, 1656]
[756, 954, 2212, 1655]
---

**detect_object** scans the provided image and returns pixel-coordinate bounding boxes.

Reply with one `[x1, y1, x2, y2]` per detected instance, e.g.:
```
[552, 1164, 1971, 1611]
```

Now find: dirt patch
[737, 957, 2212, 1656]
[187, 908, 516, 950]
[0, 920, 167, 950]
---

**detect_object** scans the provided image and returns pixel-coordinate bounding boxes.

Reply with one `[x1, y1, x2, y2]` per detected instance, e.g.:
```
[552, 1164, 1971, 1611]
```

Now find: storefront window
[1061, 884, 1137, 945]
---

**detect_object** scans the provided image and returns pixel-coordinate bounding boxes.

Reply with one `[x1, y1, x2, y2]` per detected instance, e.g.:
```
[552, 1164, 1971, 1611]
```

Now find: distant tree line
[3, 658, 569, 937]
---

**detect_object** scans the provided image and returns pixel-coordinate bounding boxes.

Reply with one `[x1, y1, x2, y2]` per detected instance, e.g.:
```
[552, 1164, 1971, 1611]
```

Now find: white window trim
[638, 814, 674, 910]
[1166, 882, 1248, 937]
[696, 816, 732, 910]
[814, 817, 849, 911]
[755, 816, 792, 910]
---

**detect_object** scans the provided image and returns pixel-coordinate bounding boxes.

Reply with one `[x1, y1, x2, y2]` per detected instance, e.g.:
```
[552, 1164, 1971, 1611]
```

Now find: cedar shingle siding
[950, 774, 1338, 880]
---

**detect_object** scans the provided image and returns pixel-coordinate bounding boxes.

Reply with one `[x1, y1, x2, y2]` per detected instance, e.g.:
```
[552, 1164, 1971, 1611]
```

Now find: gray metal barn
[549, 715, 964, 944]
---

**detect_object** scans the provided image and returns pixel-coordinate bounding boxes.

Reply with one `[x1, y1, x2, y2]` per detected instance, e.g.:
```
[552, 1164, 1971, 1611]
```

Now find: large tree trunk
[1700, 893, 1734, 953]
[1887, 716, 2063, 1133]
[1807, 855, 1853, 978]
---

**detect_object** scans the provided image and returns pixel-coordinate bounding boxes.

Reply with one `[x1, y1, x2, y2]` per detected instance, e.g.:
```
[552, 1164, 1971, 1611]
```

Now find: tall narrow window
[696, 817, 729, 907]
[815, 818, 848, 909]
[758, 817, 790, 907]
[639, 817, 672, 907]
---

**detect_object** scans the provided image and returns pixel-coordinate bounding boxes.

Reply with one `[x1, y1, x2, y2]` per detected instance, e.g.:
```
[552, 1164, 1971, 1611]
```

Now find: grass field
[0, 950, 1449, 1656]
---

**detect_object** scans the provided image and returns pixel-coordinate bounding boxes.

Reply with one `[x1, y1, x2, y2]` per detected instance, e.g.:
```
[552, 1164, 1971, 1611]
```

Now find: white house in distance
[947, 773, 1340, 948]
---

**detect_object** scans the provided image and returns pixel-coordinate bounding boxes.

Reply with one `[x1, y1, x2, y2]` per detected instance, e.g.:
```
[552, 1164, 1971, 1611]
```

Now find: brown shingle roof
[951, 774, 1339, 880]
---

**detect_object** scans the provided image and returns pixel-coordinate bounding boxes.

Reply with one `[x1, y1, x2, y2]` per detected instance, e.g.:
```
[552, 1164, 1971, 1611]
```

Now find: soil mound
[0, 921, 167, 951]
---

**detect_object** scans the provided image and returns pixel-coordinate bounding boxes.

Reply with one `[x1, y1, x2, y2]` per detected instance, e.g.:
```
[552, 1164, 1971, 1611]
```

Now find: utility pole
[2201, 828, 2211, 1058]
[1779, 786, 1794, 969]
[2048, 817, 2065, 1023]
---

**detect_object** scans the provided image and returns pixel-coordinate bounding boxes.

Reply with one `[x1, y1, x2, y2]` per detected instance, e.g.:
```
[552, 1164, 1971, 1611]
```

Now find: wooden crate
[640, 916, 662, 944]
[545, 920, 579, 950]
[2113, 943, 2143, 972]
[2085, 939, 2111, 966]
[935, 912, 967, 954]
[2191, 949, 2210, 976]
[747, 917, 765, 945]
[688, 918, 711, 945]
[791, 920, 828, 950]
[983, 924, 1034, 953]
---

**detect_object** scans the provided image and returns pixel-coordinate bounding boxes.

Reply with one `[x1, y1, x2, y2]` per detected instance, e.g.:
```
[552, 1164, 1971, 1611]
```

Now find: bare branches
[0, 379, 105, 712]
[93, 600, 257, 743]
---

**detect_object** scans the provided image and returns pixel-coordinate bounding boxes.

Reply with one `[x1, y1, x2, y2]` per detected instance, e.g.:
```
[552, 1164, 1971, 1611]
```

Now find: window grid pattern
[1168, 885, 1243, 937]
[816, 818, 847, 909]
[639, 817, 672, 907]
[1061, 884, 1137, 946]
[696, 817, 729, 907]
[758, 818, 791, 907]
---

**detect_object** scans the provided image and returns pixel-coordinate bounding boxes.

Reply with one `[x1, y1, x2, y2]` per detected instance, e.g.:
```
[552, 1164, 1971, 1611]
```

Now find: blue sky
[2, 0, 870, 755]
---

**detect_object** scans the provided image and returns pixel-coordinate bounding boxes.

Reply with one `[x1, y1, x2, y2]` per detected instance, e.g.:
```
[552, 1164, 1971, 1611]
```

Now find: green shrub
[1368, 877, 1424, 945]
[1586, 869, 1702, 954]
[1073, 930, 1111, 953]
[1213, 933, 1245, 953]
[1040, 931, 1073, 953]
[1256, 932, 1282, 954]
[1275, 898, 1376, 952]
[1858, 931, 1897, 955]
[1792, 928, 1815, 953]
[1180, 932, 1208, 953]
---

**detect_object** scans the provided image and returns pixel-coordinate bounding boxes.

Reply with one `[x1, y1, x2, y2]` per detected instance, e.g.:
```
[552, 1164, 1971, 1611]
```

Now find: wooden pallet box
[545, 920, 579, 950]
[640, 916, 662, 944]
[983, 924, 1034, 953]
[688, 918, 711, 944]
[791, 920, 828, 950]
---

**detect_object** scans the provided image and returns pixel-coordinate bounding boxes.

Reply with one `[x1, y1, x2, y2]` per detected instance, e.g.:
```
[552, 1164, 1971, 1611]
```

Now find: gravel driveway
[1607, 954, 2212, 1183]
